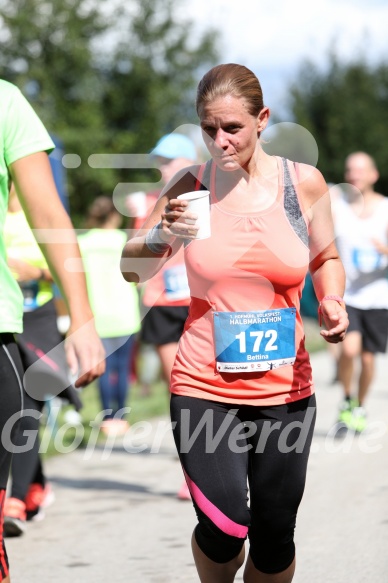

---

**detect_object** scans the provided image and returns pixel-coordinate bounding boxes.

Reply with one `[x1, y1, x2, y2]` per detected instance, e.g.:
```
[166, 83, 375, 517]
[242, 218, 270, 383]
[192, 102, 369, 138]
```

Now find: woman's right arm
[121, 166, 199, 283]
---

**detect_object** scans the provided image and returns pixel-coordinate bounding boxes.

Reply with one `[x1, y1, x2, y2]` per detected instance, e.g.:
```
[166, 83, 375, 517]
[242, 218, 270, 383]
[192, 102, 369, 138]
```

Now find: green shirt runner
[0, 79, 54, 333]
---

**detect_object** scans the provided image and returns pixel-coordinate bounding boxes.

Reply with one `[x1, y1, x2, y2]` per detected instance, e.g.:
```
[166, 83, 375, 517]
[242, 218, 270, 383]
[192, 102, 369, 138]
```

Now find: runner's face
[199, 95, 268, 173]
[344, 154, 378, 193]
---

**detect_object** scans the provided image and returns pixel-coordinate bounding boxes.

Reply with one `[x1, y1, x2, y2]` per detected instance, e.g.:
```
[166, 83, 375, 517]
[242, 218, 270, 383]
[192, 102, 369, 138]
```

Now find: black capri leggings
[0, 334, 24, 488]
[0, 334, 24, 580]
[170, 393, 316, 574]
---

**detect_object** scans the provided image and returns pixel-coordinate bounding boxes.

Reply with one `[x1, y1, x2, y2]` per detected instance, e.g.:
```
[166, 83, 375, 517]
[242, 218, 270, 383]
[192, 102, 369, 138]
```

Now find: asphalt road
[6, 349, 388, 583]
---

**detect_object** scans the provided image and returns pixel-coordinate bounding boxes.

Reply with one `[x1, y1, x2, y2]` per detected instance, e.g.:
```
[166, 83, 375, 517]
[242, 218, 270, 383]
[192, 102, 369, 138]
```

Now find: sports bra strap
[293, 161, 300, 182]
[195, 163, 207, 191]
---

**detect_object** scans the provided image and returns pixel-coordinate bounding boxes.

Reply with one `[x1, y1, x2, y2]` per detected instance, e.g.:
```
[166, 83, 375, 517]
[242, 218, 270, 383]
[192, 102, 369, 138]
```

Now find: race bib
[352, 248, 385, 273]
[163, 264, 190, 301]
[213, 308, 296, 372]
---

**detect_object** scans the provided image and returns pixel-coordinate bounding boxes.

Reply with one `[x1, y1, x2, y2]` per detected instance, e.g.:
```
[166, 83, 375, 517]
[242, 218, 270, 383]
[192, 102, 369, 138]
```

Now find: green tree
[101, 0, 218, 193]
[288, 54, 388, 193]
[0, 0, 219, 221]
[0, 0, 116, 220]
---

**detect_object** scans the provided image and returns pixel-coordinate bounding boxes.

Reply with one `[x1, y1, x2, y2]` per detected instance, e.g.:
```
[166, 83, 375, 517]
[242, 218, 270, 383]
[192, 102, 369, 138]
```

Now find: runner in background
[0, 78, 104, 583]
[3, 185, 82, 536]
[78, 196, 141, 435]
[333, 152, 388, 432]
[126, 133, 197, 499]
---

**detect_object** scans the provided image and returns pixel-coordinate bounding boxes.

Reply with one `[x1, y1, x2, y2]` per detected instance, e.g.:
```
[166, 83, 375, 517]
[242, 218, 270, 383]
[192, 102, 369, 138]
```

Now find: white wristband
[145, 222, 171, 254]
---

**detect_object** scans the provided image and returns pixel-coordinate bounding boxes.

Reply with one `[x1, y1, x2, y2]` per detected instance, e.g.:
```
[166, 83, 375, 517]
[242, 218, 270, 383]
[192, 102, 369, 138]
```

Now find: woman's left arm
[298, 164, 348, 343]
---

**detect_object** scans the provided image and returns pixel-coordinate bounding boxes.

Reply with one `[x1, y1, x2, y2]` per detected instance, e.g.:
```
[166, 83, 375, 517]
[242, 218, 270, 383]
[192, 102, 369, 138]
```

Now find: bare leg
[138, 343, 160, 397]
[156, 342, 179, 384]
[4, 575, 10, 583]
[338, 352, 353, 398]
[338, 331, 362, 398]
[358, 351, 375, 405]
[244, 555, 295, 583]
[192, 531, 245, 583]
[327, 343, 341, 383]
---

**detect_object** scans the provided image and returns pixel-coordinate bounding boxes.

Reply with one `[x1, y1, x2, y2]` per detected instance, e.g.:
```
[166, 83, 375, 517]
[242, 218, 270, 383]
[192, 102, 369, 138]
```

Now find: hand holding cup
[160, 190, 211, 241]
[177, 190, 211, 239]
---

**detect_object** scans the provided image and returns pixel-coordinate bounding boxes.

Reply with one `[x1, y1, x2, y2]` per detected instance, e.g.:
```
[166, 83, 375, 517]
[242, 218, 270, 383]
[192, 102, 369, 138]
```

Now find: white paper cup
[177, 190, 211, 240]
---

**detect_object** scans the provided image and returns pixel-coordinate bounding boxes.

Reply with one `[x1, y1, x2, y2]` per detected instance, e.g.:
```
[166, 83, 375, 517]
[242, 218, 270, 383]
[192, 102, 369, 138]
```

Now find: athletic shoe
[25, 483, 55, 521]
[337, 398, 358, 428]
[4, 498, 27, 537]
[177, 481, 191, 501]
[350, 406, 367, 433]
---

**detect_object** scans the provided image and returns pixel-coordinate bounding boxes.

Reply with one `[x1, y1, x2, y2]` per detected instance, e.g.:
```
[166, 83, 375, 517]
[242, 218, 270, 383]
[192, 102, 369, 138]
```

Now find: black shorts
[17, 299, 81, 408]
[140, 305, 189, 346]
[346, 305, 388, 353]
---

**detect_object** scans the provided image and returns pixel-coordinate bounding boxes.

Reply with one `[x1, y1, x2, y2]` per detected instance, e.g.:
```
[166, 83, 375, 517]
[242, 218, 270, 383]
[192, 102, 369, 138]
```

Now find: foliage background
[289, 54, 388, 195]
[1, 0, 388, 225]
[0, 0, 219, 223]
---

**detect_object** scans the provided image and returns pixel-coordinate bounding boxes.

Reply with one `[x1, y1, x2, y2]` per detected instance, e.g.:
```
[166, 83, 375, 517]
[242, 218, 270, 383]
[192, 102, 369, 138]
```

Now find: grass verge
[41, 379, 169, 458]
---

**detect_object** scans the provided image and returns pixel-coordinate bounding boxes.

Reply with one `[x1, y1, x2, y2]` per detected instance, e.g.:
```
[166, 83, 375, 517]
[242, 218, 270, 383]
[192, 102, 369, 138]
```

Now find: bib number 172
[235, 330, 278, 353]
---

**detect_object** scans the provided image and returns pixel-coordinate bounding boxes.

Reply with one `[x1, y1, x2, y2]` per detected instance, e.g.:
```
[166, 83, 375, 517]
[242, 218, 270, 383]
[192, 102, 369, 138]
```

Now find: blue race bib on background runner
[163, 264, 190, 301]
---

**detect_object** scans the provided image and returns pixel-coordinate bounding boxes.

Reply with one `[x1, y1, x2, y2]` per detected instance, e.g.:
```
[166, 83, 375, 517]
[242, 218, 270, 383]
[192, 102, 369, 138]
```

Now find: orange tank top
[170, 157, 314, 406]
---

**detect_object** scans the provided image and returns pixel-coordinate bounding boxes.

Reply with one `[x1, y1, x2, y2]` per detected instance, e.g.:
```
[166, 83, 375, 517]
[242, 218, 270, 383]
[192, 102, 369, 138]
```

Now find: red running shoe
[25, 483, 55, 521]
[4, 498, 27, 536]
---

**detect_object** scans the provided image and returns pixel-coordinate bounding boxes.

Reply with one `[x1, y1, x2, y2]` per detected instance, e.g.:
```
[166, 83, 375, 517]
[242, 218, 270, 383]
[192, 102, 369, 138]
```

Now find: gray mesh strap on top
[282, 158, 308, 246]
[201, 159, 212, 192]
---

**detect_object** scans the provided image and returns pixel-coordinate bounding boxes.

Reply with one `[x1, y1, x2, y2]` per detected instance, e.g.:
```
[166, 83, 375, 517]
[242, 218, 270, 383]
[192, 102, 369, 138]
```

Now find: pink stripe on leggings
[26, 343, 60, 371]
[184, 470, 248, 539]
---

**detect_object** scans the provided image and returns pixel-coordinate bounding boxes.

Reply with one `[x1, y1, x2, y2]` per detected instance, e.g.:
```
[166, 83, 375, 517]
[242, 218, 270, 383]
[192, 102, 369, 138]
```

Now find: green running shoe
[350, 406, 367, 433]
[337, 398, 358, 428]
